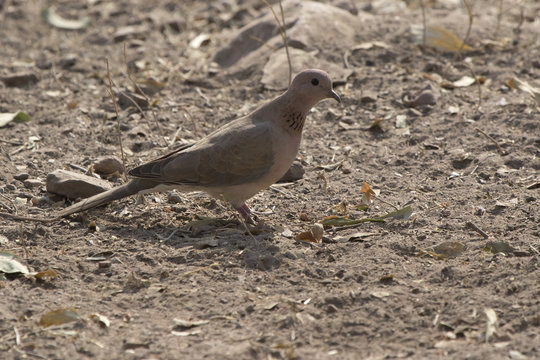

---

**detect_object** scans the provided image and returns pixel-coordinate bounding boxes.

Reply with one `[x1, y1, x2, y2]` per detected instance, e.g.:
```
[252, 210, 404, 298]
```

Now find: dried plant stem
[105, 58, 128, 181]
[474, 127, 505, 155]
[262, 0, 292, 85]
[420, 0, 427, 50]
[457, 0, 473, 59]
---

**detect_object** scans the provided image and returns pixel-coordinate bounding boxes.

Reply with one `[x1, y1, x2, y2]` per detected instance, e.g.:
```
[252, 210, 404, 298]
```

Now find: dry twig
[262, 0, 292, 85]
[475, 127, 505, 155]
[105, 58, 128, 181]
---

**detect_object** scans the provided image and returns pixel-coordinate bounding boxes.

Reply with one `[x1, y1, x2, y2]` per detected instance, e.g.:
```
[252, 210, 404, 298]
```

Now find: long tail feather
[56, 179, 158, 217]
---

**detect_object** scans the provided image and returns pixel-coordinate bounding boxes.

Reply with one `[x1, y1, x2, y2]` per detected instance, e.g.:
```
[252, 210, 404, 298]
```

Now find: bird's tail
[56, 178, 158, 218]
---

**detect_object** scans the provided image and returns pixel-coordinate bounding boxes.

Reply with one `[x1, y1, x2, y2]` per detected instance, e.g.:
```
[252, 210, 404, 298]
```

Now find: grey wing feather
[129, 119, 274, 187]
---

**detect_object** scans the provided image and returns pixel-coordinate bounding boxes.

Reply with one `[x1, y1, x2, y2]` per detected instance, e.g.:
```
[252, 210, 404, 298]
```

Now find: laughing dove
[57, 69, 341, 224]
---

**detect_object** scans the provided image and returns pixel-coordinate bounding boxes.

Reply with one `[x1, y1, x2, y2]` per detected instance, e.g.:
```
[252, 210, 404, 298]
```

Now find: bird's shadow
[85, 214, 283, 271]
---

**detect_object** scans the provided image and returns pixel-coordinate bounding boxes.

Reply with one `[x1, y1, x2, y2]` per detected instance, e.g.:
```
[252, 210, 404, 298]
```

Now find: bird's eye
[311, 78, 319, 86]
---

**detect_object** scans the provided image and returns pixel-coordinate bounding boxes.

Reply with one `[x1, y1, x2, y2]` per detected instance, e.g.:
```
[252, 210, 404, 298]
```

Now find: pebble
[14, 173, 30, 181]
[23, 179, 43, 189]
[93, 157, 125, 176]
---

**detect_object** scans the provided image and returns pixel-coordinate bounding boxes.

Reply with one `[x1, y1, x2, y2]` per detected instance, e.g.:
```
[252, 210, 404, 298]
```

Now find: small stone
[360, 90, 377, 103]
[46, 169, 112, 199]
[58, 54, 77, 69]
[167, 191, 183, 204]
[31, 196, 50, 205]
[14, 173, 30, 181]
[23, 179, 43, 189]
[98, 261, 111, 269]
[93, 157, 125, 176]
[1, 73, 39, 87]
[279, 161, 305, 182]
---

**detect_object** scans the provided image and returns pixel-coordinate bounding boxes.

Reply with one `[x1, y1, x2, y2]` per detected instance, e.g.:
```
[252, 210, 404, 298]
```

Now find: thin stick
[105, 59, 128, 181]
[465, 221, 489, 239]
[262, 0, 292, 85]
[277, 0, 291, 85]
[457, 0, 474, 59]
[460, 0, 482, 112]
[420, 0, 427, 50]
[0, 193, 16, 213]
[475, 127, 505, 154]
[0, 138, 23, 146]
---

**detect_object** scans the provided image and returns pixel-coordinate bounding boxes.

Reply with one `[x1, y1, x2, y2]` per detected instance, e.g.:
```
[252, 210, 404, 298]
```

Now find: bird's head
[288, 69, 341, 108]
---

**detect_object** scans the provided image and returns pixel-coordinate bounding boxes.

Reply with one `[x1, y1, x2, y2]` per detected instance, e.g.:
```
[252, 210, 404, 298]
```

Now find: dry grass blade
[105, 59, 128, 181]
[262, 0, 292, 85]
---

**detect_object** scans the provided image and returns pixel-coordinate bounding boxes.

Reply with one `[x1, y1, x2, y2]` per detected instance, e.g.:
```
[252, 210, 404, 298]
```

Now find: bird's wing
[129, 119, 274, 187]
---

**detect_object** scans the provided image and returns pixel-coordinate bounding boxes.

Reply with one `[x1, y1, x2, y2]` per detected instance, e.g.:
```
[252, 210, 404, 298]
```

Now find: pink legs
[235, 203, 258, 225]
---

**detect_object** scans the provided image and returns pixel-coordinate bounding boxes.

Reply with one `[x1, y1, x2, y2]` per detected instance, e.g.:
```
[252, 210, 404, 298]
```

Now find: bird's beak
[329, 89, 341, 103]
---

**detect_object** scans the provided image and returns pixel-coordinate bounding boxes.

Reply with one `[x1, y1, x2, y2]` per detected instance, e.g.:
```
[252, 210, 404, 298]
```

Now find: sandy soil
[0, 0, 539, 359]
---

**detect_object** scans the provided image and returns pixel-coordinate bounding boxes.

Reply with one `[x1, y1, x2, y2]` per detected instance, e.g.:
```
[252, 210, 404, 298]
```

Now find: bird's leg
[235, 203, 258, 225]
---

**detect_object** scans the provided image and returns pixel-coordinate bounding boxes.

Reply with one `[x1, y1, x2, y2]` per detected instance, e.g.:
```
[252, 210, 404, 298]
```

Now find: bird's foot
[235, 203, 259, 225]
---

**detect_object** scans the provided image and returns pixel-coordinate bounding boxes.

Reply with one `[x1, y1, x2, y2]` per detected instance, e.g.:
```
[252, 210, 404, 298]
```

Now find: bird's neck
[272, 91, 312, 134]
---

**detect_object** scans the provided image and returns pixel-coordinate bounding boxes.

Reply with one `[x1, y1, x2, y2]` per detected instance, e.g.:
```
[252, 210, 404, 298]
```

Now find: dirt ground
[0, 0, 539, 359]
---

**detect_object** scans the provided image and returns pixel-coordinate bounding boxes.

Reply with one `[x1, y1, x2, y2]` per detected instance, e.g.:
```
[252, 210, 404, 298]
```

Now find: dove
[56, 69, 341, 224]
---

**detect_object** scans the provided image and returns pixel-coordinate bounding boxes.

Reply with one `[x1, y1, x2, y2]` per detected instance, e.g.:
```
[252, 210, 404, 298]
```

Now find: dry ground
[0, 0, 539, 359]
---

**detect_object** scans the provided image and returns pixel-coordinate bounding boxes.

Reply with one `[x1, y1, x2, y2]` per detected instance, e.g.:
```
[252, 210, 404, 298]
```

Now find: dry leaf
[411, 25, 473, 53]
[296, 223, 324, 243]
[90, 313, 110, 328]
[453, 76, 476, 88]
[360, 181, 376, 205]
[484, 307, 497, 342]
[0, 253, 29, 275]
[40, 308, 82, 327]
[33, 269, 58, 279]
[507, 77, 540, 106]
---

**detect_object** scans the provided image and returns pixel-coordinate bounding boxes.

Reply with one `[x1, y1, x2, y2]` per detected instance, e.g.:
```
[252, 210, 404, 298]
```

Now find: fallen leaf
[351, 41, 390, 50]
[90, 313, 110, 328]
[296, 223, 324, 243]
[40, 308, 82, 327]
[453, 76, 476, 88]
[484, 241, 515, 255]
[316, 160, 344, 171]
[360, 181, 376, 203]
[172, 329, 202, 336]
[381, 206, 413, 220]
[507, 77, 540, 106]
[42, 7, 91, 30]
[0, 252, 29, 275]
[495, 198, 518, 208]
[484, 307, 497, 342]
[411, 25, 474, 53]
[32, 269, 58, 279]
[371, 291, 390, 298]
[0, 111, 30, 127]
